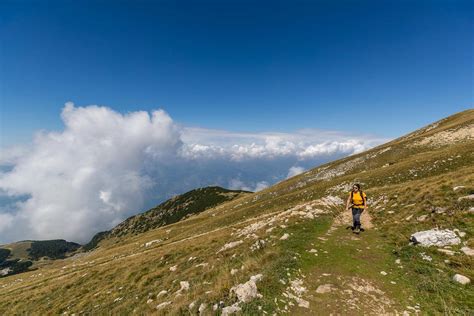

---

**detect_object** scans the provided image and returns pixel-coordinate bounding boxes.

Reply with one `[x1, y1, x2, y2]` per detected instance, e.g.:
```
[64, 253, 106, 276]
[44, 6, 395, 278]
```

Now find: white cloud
[179, 127, 382, 161]
[0, 103, 387, 244]
[254, 181, 270, 192]
[286, 166, 305, 179]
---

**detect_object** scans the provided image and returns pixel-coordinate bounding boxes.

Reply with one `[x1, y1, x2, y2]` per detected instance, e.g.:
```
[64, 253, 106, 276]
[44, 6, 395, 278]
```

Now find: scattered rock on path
[410, 229, 461, 247]
[453, 274, 470, 285]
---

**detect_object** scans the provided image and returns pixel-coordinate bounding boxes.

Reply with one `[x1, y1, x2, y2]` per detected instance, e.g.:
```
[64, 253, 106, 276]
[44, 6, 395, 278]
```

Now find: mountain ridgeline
[83, 186, 251, 250]
[0, 110, 472, 314]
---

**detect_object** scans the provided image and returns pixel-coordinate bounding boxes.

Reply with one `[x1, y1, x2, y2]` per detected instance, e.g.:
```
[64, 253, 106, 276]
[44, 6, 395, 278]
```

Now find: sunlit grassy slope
[0, 109, 472, 315]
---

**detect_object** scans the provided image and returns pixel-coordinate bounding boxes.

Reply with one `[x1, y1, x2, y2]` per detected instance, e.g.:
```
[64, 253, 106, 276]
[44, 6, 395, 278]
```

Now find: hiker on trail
[346, 183, 367, 234]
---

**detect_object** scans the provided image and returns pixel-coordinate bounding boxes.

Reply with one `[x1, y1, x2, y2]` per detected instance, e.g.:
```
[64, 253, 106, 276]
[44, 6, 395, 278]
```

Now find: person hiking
[346, 183, 367, 234]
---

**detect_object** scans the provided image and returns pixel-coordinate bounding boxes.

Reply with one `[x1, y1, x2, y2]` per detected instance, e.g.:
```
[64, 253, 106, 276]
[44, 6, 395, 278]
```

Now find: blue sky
[0, 1, 472, 243]
[1, 0, 472, 147]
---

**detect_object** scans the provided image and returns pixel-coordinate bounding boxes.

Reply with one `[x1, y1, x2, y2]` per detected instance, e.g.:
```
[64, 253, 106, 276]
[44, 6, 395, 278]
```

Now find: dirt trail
[333, 207, 374, 229]
[289, 209, 409, 315]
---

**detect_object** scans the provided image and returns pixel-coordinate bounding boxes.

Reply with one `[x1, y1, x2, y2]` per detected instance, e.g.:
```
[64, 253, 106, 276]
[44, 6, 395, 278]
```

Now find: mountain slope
[0, 110, 472, 315]
[83, 186, 251, 250]
[0, 239, 81, 277]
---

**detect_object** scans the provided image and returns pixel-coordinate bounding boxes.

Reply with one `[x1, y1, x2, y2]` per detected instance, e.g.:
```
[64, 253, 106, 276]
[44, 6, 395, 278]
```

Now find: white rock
[198, 303, 207, 313]
[453, 274, 470, 285]
[178, 281, 189, 292]
[156, 301, 171, 310]
[230, 274, 263, 303]
[395, 259, 401, 264]
[380, 271, 388, 276]
[280, 233, 290, 240]
[453, 186, 465, 192]
[437, 249, 455, 256]
[231, 269, 239, 275]
[218, 240, 243, 253]
[420, 253, 432, 261]
[156, 290, 167, 298]
[308, 249, 318, 253]
[144, 239, 162, 247]
[417, 215, 429, 222]
[222, 303, 241, 316]
[146, 298, 154, 304]
[461, 247, 474, 256]
[316, 284, 334, 293]
[410, 229, 461, 247]
[0, 267, 11, 276]
[169, 265, 178, 271]
[188, 301, 196, 309]
[458, 194, 474, 202]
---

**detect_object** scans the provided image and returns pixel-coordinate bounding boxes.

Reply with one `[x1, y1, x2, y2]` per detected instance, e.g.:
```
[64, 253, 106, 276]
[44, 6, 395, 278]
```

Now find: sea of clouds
[0, 103, 386, 244]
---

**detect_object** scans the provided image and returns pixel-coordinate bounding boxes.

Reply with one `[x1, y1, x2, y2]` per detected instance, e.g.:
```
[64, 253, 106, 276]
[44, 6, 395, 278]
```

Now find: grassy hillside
[83, 186, 251, 250]
[0, 110, 472, 315]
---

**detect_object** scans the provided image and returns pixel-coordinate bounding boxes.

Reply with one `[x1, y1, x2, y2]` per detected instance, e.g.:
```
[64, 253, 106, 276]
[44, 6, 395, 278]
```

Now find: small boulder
[230, 274, 263, 303]
[410, 229, 461, 247]
[453, 274, 470, 285]
[453, 186, 465, 192]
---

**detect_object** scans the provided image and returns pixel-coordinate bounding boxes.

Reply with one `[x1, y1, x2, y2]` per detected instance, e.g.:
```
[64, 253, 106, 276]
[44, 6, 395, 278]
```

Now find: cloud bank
[0, 103, 386, 244]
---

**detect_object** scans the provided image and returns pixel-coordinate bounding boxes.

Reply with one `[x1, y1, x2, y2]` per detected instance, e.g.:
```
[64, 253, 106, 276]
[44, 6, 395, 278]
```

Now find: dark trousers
[352, 207, 363, 228]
